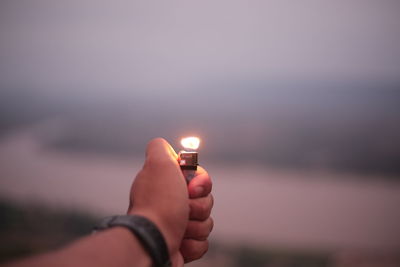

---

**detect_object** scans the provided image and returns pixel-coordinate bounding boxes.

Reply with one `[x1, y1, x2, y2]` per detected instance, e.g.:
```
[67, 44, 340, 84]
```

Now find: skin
[4, 138, 214, 267]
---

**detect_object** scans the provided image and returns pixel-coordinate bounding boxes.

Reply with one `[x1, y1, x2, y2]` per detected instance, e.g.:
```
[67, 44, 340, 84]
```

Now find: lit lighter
[178, 137, 200, 183]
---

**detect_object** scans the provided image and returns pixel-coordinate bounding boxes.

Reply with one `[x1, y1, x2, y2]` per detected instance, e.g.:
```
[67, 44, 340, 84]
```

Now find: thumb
[145, 138, 178, 162]
[142, 138, 183, 183]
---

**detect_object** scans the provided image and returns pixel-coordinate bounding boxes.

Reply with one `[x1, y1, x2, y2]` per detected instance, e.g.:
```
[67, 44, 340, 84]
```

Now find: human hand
[127, 138, 213, 266]
[181, 166, 213, 263]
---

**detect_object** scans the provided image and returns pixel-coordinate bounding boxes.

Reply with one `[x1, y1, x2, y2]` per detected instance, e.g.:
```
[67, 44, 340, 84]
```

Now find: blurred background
[1, 0, 400, 266]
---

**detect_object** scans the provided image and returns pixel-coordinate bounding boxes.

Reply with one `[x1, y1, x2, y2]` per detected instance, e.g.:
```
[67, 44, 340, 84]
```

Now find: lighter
[178, 137, 200, 183]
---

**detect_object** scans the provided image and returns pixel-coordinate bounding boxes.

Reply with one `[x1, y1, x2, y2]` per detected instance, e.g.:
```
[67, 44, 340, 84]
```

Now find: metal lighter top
[179, 151, 198, 170]
[178, 137, 200, 182]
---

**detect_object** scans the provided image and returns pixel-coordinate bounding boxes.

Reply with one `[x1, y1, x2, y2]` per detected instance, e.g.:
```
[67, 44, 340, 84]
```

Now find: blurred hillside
[0, 199, 333, 267]
[1, 82, 400, 176]
[0, 199, 99, 264]
[2, 200, 399, 267]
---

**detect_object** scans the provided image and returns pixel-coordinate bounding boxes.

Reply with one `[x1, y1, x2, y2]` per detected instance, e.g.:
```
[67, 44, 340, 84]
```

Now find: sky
[1, 0, 400, 98]
[1, 0, 400, 175]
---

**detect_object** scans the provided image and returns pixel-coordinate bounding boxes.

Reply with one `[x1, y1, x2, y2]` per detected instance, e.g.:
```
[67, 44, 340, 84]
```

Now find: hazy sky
[1, 0, 400, 99]
[1, 0, 400, 176]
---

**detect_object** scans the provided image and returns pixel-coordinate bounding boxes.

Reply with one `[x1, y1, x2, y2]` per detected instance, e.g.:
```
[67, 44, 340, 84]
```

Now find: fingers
[180, 239, 209, 263]
[184, 164, 213, 263]
[183, 198, 213, 262]
[189, 194, 214, 220]
[184, 217, 214, 240]
[188, 166, 212, 198]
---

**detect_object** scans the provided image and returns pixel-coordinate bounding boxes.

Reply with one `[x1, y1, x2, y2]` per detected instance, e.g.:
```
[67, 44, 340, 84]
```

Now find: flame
[181, 137, 200, 150]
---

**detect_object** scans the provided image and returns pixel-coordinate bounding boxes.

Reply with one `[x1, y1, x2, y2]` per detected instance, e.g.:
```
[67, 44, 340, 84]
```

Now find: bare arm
[6, 227, 151, 267]
[4, 138, 213, 267]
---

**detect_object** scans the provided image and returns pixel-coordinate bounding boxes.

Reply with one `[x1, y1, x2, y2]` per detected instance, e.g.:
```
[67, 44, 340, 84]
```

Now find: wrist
[127, 208, 177, 256]
[108, 227, 152, 266]
[94, 214, 172, 267]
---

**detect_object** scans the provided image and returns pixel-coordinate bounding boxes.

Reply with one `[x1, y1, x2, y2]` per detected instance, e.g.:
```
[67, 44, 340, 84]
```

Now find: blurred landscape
[1, 82, 400, 176]
[1, 0, 400, 266]
[0, 127, 399, 266]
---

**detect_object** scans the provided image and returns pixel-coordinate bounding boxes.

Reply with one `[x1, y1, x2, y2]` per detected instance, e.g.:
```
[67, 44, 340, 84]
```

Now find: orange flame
[181, 137, 200, 150]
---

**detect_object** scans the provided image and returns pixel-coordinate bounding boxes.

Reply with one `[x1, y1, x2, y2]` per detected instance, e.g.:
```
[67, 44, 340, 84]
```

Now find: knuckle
[195, 233, 208, 241]
[190, 194, 213, 220]
[209, 194, 214, 208]
[200, 240, 209, 256]
[196, 223, 209, 240]
[208, 217, 214, 233]
[191, 241, 209, 261]
[201, 175, 212, 190]
[186, 220, 210, 240]
[203, 182, 212, 196]
[198, 201, 208, 216]
[182, 239, 209, 263]
[200, 196, 212, 217]
[190, 200, 205, 220]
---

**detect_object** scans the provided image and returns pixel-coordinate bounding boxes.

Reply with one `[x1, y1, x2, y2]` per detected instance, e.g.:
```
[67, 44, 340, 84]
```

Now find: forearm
[4, 138, 213, 267]
[5, 227, 152, 267]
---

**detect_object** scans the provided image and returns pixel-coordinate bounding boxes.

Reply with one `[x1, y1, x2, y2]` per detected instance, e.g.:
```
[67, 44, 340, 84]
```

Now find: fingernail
[193, 186, 204, 197]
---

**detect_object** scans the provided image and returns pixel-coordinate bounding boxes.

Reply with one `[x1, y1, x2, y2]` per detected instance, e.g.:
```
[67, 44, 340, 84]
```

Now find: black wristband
[94, 215, 171, 267]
